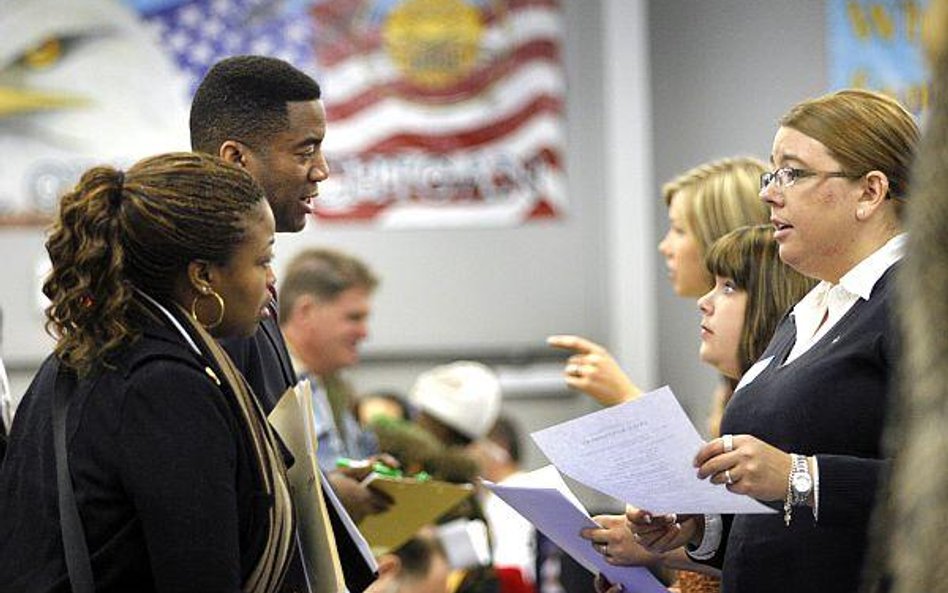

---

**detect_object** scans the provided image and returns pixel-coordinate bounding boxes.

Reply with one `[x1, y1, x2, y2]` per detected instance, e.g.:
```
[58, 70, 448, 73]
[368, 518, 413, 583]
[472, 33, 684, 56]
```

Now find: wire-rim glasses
[760, 167, 859, 192]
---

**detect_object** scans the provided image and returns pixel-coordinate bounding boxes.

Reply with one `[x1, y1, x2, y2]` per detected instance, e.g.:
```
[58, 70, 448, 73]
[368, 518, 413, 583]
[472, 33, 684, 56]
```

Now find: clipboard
[357, 474, 474, 555]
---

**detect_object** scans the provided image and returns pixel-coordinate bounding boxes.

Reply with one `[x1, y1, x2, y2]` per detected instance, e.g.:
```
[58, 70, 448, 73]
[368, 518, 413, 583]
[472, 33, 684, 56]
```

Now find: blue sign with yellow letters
[828, 0, 929, 115]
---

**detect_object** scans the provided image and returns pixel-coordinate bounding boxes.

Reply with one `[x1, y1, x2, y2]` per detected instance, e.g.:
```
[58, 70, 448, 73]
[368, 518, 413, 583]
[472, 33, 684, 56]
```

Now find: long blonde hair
[662, 157, 770, 276]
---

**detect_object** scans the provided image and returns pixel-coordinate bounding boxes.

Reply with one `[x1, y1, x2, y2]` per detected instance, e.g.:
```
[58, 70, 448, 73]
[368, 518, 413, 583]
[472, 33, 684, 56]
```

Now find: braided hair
[43, 152, 265, 375]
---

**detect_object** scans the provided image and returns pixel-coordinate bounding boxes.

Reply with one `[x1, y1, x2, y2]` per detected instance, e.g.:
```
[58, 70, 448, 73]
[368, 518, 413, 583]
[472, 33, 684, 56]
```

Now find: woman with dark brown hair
[579, 226, 814, 593]
[698, 225, 817, 388]
[0, 152, 295, 592]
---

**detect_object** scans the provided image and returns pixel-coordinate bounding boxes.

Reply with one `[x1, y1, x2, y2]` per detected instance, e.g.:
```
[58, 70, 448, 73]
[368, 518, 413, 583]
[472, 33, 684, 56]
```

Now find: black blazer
[220, 300, 377, 593]
[0, 319, 270, 593]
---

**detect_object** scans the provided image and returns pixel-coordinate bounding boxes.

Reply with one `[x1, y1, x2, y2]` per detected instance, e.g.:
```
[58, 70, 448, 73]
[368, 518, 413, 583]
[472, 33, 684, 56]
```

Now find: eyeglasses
[759, 167, 856, 192]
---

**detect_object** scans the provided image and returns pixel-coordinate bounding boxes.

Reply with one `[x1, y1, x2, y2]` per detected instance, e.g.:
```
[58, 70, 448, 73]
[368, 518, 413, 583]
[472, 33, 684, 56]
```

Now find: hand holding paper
[530, 386, 774, 515]
[483, 466, 668, 593]
[693, 433, 797, 502]
[580, 513, 666, 568]
[625, 507, 701, 555]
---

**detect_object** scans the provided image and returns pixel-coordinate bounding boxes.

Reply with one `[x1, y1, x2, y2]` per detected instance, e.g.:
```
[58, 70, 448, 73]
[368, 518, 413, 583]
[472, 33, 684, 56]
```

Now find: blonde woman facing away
[549, 156, 769, 411]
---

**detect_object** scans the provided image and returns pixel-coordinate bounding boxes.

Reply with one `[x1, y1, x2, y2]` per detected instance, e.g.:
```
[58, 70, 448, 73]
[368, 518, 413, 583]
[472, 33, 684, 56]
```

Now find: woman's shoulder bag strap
[53, 364, 95, 593]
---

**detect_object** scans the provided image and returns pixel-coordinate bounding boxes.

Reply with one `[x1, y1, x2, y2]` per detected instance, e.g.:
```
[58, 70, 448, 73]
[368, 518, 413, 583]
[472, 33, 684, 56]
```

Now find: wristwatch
[784, 453, 812, 526]
[789, 453, 813, 505]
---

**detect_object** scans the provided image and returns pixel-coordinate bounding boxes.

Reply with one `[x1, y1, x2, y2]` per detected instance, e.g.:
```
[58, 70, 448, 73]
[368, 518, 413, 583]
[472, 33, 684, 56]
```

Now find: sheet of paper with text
[531, 386, 775, 515]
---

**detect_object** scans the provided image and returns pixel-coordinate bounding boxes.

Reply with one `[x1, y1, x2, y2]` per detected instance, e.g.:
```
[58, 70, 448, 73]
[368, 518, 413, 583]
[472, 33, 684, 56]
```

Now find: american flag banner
[309, 0, 568, 228]
[140, 0, 317, 94]
[0, 0, 566, 228]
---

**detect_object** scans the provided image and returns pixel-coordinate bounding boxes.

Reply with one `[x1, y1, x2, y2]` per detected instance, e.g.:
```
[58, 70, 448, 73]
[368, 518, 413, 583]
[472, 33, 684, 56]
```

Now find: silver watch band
[784, 453, 812, 526]
[790, 453, 811, 505]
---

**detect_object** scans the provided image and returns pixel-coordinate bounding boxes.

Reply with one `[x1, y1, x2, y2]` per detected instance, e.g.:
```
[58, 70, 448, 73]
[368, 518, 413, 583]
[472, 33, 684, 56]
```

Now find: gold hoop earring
[191, 289, 225, 330]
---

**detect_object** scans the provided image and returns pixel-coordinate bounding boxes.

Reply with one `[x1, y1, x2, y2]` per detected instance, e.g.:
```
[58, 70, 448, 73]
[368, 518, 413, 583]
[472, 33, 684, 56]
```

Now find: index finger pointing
[547, 335, 602, 354]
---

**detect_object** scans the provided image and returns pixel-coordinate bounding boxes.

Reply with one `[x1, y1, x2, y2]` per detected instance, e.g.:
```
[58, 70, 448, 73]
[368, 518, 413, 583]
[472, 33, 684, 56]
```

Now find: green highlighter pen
[336, 457, 403, 478]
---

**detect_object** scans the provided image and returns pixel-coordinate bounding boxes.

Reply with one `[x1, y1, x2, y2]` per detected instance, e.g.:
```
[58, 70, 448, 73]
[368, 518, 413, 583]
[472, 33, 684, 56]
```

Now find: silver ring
[722, 434, 734, 453]
[725, 469, 734, 485]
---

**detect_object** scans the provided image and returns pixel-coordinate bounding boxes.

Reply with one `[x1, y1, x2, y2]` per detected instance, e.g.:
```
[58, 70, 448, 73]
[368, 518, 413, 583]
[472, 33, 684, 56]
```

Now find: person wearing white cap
[403, 362, 503, 593]
[410, 361, 502, 446]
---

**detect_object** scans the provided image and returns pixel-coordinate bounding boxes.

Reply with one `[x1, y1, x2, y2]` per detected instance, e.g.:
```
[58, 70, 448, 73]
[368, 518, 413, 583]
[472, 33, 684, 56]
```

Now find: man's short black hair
[394, 533, 445, 579]
[190, 55, 322, 154]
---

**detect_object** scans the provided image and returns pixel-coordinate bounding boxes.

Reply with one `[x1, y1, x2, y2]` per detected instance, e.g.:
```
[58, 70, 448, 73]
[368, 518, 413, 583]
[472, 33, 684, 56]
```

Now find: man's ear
[219, 140, 246, 167]
[289, 294, 320, 324]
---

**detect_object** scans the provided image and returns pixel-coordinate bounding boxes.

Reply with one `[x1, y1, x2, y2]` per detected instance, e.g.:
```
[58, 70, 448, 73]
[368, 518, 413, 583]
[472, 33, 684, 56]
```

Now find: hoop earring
[191, 289, 225, 330]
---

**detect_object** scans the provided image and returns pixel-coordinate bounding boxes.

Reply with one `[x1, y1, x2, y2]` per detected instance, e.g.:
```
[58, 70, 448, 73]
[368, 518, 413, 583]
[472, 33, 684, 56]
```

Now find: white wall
[340, 0, 656, 496]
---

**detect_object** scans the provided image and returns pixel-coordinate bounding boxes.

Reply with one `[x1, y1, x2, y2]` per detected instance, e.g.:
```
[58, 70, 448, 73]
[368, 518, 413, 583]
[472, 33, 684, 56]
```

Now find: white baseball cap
[409, 361, 502, 440]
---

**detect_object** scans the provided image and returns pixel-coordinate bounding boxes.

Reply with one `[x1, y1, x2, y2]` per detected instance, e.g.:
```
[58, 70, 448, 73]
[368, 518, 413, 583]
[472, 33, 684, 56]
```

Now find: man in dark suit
[191, 55, 377, 593]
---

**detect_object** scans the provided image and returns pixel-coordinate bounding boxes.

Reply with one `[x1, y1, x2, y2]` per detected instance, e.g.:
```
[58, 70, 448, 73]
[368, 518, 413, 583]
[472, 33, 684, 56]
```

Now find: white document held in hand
[530, 385, 775, 515]
[483, 466, 668, 593]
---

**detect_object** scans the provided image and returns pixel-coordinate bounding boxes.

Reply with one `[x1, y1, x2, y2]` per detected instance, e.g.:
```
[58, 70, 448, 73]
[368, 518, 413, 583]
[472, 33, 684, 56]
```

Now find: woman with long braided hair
[0, 152, 296, 592]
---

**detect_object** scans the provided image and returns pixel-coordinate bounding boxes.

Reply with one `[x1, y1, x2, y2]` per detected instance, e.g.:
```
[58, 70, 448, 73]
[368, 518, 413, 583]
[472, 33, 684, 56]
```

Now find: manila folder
[268, 380, 345, 593]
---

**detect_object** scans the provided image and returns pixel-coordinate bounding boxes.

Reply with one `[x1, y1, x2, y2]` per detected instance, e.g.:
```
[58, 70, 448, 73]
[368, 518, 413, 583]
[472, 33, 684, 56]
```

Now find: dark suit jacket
[221, 301, 377, 593]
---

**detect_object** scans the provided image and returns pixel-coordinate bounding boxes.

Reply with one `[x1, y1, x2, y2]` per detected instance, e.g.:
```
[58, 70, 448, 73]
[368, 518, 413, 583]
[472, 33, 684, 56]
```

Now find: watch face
[792, 472, 813, 494]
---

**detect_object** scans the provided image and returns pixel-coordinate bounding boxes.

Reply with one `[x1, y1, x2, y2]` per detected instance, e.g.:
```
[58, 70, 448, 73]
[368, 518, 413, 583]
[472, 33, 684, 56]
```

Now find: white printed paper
[530, 386, 775, 515]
